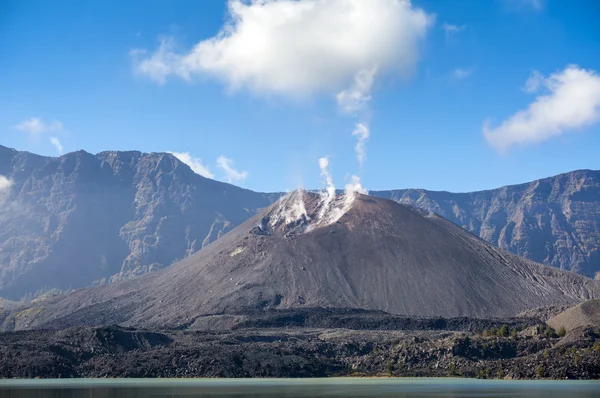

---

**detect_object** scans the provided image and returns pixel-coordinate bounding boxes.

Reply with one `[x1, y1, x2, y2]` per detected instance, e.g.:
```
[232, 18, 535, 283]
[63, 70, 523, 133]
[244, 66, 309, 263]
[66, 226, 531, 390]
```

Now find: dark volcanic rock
[1, 321, 600, 380]
[0, 146, 276, 300]
[371, 169, 600, 277]
[229, 308, 538, 333]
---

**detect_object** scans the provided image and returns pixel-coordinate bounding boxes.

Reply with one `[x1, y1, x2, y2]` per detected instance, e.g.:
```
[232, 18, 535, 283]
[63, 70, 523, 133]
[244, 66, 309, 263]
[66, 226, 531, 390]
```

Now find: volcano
[11, 190, 600, 330]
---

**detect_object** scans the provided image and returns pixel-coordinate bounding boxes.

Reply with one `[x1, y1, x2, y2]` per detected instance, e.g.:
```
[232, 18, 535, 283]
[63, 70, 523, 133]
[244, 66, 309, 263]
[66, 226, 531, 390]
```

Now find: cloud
[452, 67, 473, 80]
[442, 23, 465, 36]
[12, 118, 63, 138]
[49, 137, 64, 155]
[0, 175, 13, 192]
[169, 151, 214, 178]
[351, 123, 370, 166]
[336, 68, 377, 114]
[484, 65, 600, 151]
[216, 155, 248, 183]
[523, 70, 544, 93]
[133, 0, 433, 109]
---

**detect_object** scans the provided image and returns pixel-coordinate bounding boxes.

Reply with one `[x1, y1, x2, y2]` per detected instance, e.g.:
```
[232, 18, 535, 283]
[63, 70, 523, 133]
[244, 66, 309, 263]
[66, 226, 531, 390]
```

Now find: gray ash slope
[13, 190, 600, 330]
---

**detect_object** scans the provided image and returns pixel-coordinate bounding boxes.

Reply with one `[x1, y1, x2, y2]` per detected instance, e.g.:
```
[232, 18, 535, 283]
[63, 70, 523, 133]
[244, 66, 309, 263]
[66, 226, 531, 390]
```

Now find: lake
[0, 378, 599, 397]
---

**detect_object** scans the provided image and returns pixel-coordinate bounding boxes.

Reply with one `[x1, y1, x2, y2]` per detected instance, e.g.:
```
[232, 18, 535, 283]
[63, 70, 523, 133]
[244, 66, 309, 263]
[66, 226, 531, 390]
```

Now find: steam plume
[317, 157, 336, 222]
[270, 189, 308, 226]
[345, 175, 368, 197]
[351, 123, 370, 166]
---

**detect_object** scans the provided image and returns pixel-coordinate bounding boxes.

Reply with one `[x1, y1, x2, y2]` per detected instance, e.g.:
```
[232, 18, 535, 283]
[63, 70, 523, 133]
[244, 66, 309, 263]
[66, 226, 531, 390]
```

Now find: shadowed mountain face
[14, 191, 600, 330]
[0, 145, 277, 300]
[371, 169, 600, 277]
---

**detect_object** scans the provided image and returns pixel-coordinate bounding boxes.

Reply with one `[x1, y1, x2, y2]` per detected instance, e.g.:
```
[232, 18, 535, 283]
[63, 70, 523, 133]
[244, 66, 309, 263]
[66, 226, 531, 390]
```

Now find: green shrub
[484, 327, 498, 337]
[497, 361, 504, 379]
[557, 327, 567, 337]
[544, 326, 557, 338]
[387, 361, 394, 376]
[448, 363, 457, 376]
[499, 324, 510, 337]
[536, 366, 545, 378]
[485, 367, 492, 378]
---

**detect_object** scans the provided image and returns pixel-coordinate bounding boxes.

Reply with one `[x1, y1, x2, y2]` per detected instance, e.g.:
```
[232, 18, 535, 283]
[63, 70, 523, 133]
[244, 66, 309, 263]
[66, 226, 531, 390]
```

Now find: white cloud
[523, 70, 544, 93]
[133, 0, 433, 109]
[351, 123, 370, 166]
[0, 175, 13, 192]
[169, 151, 214, 178]
[452, 67, 473, 80]
[12, 118, 63, 138]
[216, 155, 248, 183]
[442, 23, 465, 36]
[49, 137, 64, 155]
[484, 65, 600, 151]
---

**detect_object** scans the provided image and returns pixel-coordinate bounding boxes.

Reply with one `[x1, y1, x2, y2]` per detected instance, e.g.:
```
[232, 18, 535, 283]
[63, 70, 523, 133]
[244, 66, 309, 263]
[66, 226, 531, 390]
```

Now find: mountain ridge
[0, 145, 278, 299]
[0, 145, 599, 299]
[371, 168, 600, 276]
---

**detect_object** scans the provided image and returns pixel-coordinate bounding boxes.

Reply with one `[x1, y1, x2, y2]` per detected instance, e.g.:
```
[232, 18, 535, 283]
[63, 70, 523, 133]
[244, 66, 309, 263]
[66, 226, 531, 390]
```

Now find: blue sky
[1, 0, 599, 193]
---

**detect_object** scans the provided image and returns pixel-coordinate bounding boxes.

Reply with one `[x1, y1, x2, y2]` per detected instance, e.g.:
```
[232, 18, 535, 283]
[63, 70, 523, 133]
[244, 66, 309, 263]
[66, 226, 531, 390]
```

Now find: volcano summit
[7, 190, 600, 331]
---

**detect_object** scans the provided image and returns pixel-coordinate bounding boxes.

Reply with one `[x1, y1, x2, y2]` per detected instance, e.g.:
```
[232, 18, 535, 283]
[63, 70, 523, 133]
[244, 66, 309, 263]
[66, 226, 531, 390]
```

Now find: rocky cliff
[371, 169, 600, 277]
[0, 145, 276, 300]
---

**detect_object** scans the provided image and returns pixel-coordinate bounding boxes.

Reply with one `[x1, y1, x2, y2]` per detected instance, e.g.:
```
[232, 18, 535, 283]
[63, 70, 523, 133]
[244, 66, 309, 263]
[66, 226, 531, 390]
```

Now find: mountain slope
[0, 145, 276, 300]
[16, 191, 600, 330]
[371, 169, 600, 277]
[1, 145, 599, 300]
[546, 299, 600, 332]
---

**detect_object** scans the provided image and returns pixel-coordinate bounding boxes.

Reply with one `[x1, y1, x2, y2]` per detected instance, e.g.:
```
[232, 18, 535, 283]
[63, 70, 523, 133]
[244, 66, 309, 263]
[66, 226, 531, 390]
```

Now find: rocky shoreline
[1, 310, 599, 380]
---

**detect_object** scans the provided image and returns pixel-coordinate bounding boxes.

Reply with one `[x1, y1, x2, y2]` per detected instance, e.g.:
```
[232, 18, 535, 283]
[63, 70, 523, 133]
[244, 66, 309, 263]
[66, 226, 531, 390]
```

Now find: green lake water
[0, 378, 599, 397]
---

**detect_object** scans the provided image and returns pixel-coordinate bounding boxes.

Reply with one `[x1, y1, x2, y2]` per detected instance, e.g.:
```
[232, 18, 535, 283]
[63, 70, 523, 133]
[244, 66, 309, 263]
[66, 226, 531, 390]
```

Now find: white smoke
[337, 68, 377, 114]
[351, 123, 370, 166]
[317, 157, 336, 222]
[316, 174, 366, 225]
[270, 189, 309, 227]
[310, 159, 370, 228]
[287, 193, 308, 223]
[319, 158, 335, 197]
[345, 175, 368, 197]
